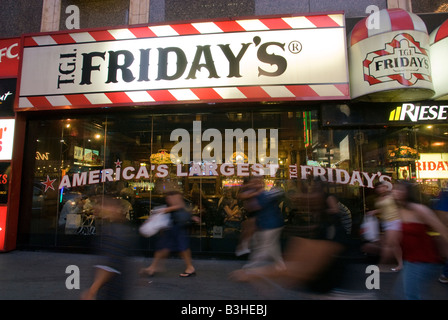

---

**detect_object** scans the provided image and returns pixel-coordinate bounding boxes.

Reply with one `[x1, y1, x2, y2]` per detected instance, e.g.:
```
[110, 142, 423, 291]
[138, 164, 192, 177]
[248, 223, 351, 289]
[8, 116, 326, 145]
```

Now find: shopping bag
[360, 214, 380, 242]
[139, 206, 170, 238]
[65, 213, 82, 234]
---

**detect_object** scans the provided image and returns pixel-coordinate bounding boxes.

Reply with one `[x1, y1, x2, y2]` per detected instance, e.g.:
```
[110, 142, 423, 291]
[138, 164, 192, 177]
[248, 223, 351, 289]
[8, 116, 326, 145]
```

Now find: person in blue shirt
[243, 177, 285, 271]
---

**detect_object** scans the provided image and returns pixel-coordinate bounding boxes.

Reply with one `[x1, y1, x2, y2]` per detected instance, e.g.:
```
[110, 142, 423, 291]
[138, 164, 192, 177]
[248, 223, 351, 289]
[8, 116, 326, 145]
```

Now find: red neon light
[0, 206, 7, 250]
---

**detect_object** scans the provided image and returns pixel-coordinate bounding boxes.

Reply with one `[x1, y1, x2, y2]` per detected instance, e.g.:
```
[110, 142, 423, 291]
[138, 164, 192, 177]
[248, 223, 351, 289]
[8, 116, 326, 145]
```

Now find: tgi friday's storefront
[6, 9, 448, 254]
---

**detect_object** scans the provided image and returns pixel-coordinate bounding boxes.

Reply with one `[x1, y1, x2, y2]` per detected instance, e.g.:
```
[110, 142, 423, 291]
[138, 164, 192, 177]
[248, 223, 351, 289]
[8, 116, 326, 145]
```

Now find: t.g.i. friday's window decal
[40, 120, 391, 192]
[41, 161, 392, 192]
[289, 164, 392, 189]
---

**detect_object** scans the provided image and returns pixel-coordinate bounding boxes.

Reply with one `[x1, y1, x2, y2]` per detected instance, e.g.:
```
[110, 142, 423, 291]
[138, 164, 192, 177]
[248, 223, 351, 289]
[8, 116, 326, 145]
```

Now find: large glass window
[18, 106, 448, 254]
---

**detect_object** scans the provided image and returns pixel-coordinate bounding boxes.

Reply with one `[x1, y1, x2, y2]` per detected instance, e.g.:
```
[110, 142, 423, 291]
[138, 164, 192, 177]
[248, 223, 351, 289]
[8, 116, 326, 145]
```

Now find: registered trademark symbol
[289, 41, 302, 54]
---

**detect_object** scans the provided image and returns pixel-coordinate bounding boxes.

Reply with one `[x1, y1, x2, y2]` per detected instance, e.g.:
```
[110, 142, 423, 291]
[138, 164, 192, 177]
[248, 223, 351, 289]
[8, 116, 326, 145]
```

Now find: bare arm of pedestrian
[163, 193, 185, 213]
[414, 203, 448, 243]
[435, 209, 448, 227]
[366, 209, 379, 216]
[164, 204, 184, 213]
[224, 205, 233, 216]
[238, 189, 259, 200]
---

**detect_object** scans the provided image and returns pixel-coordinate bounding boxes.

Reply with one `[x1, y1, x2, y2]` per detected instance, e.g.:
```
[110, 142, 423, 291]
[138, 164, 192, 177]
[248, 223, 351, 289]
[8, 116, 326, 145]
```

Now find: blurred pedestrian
[367, 181, 403, 272]
[432, 188, 448, 284]
[242, 177, 285, 270]
[219, 187, 241, 228]
[230, 178, 349, 295]
[235, 177, 262, 256]
[58, 195, 86, 230]
[81, 196, 136, 300]
[392, 180, 448, 300]
[139, 190, 198, 278]
[299, 179, 350, 293]
[190, 182, 207, 217]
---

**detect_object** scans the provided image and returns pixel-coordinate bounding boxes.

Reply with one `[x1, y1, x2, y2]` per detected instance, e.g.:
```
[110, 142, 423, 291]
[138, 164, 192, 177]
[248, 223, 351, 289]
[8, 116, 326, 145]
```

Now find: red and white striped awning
[25, 15, 344, 47]
[430, 18, 448, 99]
[430, 19, 448, 45]
[18, 84, 350, 109]
[18, 13, 350, 111]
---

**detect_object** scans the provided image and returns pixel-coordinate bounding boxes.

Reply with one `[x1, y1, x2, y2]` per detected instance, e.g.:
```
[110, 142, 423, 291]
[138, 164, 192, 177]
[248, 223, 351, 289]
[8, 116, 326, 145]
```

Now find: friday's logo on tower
[363, 33, 431, 87]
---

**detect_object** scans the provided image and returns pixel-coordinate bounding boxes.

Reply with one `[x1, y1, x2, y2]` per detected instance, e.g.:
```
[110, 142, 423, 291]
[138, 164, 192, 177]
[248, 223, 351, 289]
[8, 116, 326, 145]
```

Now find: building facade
[1, 0, 448, 255]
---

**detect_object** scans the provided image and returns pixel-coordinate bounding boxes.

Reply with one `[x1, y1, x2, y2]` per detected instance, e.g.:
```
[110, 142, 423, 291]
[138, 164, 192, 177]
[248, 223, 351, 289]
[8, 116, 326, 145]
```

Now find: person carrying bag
[139, 205, 170, 238]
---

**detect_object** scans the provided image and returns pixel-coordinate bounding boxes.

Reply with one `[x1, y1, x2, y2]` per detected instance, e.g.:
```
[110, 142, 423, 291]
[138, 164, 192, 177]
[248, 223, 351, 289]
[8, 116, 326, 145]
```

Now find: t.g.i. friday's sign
[18, 14, 349, 110]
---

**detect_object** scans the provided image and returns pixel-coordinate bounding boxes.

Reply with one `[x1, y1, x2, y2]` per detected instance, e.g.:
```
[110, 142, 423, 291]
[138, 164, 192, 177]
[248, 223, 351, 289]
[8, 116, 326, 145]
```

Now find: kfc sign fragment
[0, 38, 20, 78]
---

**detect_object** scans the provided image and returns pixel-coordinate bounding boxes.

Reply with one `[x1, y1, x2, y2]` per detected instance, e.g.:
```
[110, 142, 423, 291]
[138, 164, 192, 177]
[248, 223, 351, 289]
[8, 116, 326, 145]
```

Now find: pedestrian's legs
[179, 248, 196, 276]
[245, 228, 284, 269]
[379, 229, 402, 271]
[402, 261, 440, 300]
[265, 227, 285, 270]
[81, 268, 115, 300]
[140, 248, 170, 276]
[439, 259, 448, 283]
[236, 217, 256, 256]
[389, 229, 403, 271]
[244, 230, 262, 268]
[442, 259, 448, 276]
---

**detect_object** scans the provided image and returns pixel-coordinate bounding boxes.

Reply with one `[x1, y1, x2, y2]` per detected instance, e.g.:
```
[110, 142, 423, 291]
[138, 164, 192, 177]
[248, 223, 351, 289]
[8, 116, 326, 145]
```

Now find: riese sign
[389, 103, 448, 122]
[17, 13, 349, 110]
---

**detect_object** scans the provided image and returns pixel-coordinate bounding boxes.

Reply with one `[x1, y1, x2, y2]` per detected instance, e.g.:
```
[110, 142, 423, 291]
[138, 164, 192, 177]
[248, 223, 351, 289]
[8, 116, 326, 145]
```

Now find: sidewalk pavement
[0, 250, 447, 300]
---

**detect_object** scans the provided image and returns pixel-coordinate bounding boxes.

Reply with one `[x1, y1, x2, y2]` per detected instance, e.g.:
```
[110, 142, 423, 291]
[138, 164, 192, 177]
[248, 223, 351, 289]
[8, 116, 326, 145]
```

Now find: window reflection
[23, 109, 448, 253]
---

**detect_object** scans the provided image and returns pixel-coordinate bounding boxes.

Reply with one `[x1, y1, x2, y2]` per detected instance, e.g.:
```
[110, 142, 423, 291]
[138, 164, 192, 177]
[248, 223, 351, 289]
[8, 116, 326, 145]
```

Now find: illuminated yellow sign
[389, 103, 448, 122]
